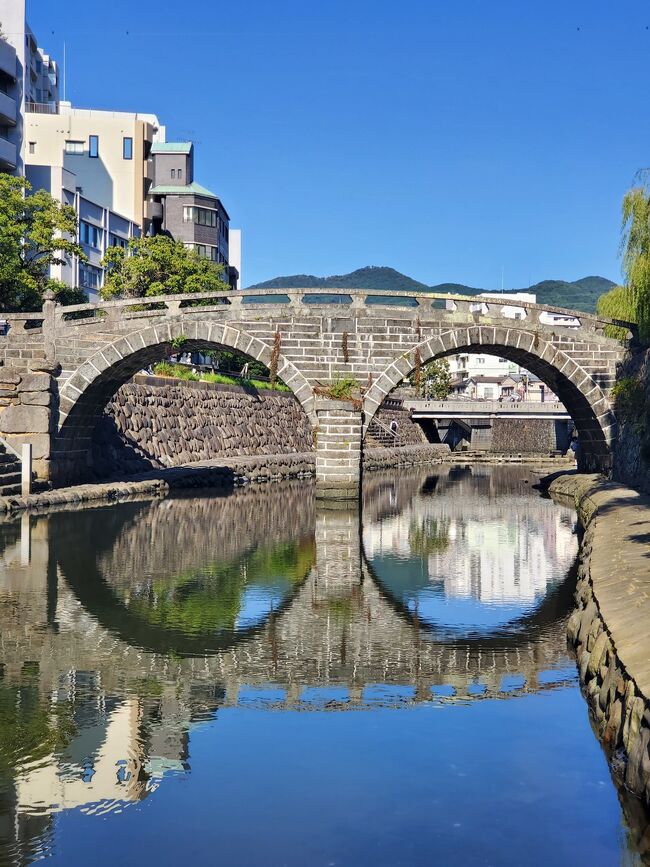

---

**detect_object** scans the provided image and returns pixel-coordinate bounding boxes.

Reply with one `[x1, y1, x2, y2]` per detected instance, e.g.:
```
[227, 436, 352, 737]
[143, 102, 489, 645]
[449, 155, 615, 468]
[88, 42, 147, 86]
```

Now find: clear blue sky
[29, 0, 650, 288]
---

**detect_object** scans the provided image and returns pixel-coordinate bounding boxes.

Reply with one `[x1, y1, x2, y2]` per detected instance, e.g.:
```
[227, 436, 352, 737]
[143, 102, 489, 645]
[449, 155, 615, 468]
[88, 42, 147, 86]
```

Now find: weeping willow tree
[620, 175, 650, 343]
[596, 284, 637, 340]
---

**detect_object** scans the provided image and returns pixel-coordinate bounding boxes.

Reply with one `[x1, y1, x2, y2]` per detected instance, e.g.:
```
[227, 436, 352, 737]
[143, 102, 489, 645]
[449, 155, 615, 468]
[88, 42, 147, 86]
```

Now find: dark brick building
[148, 141, 238, 289]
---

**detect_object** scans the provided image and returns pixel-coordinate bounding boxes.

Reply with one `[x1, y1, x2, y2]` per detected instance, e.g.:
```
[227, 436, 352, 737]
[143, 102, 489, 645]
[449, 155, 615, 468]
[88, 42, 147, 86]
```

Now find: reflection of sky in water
[234, 582, 293, 630]
[364, 493, 579, 638]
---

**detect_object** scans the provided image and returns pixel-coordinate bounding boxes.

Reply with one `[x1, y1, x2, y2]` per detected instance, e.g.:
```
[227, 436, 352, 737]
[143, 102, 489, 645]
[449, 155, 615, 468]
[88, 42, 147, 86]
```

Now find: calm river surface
[0, 465, 646, 865]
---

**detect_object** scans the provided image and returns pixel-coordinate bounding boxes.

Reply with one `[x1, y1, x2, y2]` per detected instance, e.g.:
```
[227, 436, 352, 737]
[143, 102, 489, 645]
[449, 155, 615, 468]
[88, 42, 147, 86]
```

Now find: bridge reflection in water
[0, 468, 581, 859]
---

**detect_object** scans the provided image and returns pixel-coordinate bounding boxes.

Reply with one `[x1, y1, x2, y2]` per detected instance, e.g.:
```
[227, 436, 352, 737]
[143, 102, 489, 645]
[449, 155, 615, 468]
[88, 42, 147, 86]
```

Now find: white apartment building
[446, 292, 536, 383]
[0, 0, 59, 173]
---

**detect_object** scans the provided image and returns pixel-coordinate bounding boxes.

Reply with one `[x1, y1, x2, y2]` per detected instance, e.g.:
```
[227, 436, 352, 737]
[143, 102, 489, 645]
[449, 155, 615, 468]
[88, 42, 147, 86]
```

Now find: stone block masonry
[549, 473, 650, 842]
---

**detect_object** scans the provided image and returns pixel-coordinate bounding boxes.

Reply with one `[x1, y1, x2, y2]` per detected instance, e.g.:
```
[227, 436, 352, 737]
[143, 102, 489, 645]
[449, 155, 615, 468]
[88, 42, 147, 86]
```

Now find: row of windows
[109, 233, 129, 249]
[79, 263, 102, 290]
[64, 136, 133, 160]
[190, 244, 228, 266]
[183, 206, 218, 228]
[170, 168, 183, 180]
[79, 220, 102, 248]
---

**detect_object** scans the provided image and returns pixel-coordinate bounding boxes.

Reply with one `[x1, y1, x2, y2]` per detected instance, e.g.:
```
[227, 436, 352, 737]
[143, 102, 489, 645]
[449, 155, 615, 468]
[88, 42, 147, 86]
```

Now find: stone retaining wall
[611, 348, 650, 494]
[362, 443, 450, 471]
[549, 473, 650, 838]
[92, 375, 314, 477]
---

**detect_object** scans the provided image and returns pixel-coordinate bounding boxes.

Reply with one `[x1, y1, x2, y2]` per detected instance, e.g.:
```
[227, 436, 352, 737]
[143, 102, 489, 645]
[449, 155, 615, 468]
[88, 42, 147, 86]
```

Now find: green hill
[248, 267, 615, 313]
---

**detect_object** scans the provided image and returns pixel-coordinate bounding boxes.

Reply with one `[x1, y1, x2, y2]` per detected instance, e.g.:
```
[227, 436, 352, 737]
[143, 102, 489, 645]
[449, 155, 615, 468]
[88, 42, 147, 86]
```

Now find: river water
[0, 465, 645, 865]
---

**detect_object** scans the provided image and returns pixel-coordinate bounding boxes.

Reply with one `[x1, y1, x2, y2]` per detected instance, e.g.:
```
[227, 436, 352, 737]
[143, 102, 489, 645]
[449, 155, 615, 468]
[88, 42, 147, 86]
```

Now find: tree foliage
[596, 284, 637, 340]
[101, 235, 230, 299]
[0, 174, 85, 311]
[411, 357, 452, 398]
[620, 177, 650, 343]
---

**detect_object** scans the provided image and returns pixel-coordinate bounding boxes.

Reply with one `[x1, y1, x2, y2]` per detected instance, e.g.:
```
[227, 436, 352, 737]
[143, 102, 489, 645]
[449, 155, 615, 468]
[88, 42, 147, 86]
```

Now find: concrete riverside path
[0, 287, 633, 497]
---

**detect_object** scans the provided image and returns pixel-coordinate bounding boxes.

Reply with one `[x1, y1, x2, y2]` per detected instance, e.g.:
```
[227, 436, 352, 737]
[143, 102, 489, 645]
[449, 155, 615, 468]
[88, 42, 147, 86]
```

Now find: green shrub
[611, 376, 646, 420]
[327, 377, 360, 400]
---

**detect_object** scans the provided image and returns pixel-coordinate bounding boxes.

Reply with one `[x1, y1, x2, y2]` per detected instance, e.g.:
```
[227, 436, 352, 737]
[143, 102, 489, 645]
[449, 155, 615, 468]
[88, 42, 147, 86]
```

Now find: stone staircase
[366, 418, 398, 448]
[0, 440, 23, 497]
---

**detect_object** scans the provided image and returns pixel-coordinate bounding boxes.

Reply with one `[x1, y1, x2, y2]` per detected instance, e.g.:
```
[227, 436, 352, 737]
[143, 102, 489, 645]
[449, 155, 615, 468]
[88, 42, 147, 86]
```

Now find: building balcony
[0, 136, 17, 169]
[0, 40, 16, 81]
[0, 90, 16, 125]
[26, 100, 59, 115]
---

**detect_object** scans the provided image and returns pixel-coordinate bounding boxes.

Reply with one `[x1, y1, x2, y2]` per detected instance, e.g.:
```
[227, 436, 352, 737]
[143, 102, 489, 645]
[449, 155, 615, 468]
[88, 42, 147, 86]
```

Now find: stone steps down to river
[0, 441, 22, 497]
[549, 473, 650, 819]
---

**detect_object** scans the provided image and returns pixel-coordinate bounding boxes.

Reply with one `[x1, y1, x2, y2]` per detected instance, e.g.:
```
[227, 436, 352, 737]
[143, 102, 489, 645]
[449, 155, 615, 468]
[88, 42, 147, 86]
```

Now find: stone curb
[548, 472, 650, 810]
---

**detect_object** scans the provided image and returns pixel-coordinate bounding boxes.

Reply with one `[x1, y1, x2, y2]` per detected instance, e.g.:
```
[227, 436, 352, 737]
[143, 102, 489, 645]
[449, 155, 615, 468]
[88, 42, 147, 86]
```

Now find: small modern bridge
[0, 288, 633, 495]
[404, 399, 571, 420]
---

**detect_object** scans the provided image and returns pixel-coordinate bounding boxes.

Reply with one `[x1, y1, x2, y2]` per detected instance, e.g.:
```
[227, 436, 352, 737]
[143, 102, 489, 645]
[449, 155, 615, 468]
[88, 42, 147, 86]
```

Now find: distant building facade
[149, 142, 239, 290]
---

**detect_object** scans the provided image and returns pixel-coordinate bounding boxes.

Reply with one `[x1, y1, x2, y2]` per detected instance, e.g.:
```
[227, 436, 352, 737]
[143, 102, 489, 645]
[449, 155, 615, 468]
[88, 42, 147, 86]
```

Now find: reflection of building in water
[363, 493, 578, 604]
[16, 694, 146, 816]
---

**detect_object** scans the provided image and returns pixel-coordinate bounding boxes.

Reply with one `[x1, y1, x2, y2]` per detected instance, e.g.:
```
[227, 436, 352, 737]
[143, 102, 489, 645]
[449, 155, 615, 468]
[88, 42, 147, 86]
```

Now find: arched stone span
[53, 318, 317, 483]
[363, 326, 616, 472]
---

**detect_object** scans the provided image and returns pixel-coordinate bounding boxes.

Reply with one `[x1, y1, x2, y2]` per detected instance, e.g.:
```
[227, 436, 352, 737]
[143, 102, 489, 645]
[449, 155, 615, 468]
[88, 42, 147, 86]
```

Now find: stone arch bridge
[0, 288, 632, 494]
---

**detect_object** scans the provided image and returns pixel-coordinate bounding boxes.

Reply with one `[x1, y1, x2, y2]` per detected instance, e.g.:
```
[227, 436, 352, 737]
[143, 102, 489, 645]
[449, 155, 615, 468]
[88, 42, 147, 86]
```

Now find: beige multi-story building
[25, 103, 163, 233]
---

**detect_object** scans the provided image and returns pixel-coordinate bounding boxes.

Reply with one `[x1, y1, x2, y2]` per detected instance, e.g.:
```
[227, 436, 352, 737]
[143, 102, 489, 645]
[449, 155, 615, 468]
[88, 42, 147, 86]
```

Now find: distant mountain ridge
[247, 266, 616, 313]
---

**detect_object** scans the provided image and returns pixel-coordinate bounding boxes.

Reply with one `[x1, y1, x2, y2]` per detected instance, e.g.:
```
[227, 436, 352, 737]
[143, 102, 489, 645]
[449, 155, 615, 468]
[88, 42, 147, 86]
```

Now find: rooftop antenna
[501, 265, 504, 293]
[63, 41, 66, 101]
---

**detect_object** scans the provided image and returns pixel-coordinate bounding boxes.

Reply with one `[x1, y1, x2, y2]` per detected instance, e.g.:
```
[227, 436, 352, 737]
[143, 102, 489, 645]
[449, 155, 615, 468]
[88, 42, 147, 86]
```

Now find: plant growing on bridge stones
[0, 175, 86, 312]
[342, 331, 350, 363]
[269, 331, 282, 386]
[100, 235, 230, 300]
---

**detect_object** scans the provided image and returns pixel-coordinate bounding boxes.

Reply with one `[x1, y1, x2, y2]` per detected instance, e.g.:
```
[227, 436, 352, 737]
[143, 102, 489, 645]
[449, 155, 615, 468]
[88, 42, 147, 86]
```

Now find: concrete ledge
[0, 452, 315, 514]
[549, 472, 650, 811]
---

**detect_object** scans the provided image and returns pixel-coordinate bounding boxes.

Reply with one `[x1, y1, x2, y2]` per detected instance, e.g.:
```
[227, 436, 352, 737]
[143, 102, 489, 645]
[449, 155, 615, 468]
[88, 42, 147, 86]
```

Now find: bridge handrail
[1, 287, 634, 334]
[405, 398, 570, 414]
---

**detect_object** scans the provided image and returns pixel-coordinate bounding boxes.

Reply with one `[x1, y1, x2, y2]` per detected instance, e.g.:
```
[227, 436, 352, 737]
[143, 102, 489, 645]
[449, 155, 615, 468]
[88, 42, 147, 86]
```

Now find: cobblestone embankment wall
[549, 473, 650, 828]
[92, 375, 314, 476]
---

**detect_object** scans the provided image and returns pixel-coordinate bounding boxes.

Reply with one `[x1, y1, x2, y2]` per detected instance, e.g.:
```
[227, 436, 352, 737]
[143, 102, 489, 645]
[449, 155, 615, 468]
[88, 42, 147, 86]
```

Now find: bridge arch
[362, 325, 617, 471]
[53, 318, 317, 483]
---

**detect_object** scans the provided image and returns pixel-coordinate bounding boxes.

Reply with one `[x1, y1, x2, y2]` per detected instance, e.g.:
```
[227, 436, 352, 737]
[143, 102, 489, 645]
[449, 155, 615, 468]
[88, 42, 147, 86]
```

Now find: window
[183, 206, 218, 227]
[171, 169, 176, 179]
[109, 233, 128, 249]
[177, 168, 182, 180]
[123, 137, 133, 160]
[193, 244, 219, 262]
[28, 142, 35, 154]
[79, 263, 102, 290]
[89, 135, 99, 158]
[80, 220, 102, 248]
[65, 140, 84, 154]
[476, 357, 485, 364]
